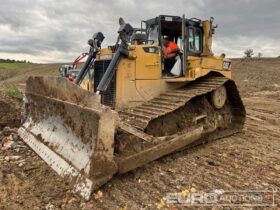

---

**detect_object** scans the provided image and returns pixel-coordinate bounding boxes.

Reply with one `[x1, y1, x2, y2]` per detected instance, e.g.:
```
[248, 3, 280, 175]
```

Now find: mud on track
[0, 58, 280, 209]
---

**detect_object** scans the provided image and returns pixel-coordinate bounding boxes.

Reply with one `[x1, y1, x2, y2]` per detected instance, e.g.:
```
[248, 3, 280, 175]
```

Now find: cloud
[0, 0, 279, 62]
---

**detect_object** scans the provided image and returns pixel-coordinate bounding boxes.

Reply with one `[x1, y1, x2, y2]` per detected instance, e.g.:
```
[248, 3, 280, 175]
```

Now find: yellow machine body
[95, 20, 231, 109]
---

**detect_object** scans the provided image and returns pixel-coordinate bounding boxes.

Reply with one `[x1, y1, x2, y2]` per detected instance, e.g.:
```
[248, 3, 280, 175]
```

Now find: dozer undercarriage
[116, 74, 245, 172]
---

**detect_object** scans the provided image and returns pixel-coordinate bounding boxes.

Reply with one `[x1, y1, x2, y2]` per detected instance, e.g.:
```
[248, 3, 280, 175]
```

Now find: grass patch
[0, 63, 31, 71]
[4, 87, 23, 100]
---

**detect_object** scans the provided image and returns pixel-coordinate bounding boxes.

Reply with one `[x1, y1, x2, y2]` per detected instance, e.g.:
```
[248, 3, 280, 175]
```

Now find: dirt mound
[0, 92, 22, 129]
[232, 58, 280, 96]
[0, 139, 81, 209]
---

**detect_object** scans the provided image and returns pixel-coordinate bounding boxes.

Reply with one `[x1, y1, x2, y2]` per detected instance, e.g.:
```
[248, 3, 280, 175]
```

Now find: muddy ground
[0, 92, 22, 129]
[0, 58, 279, 209]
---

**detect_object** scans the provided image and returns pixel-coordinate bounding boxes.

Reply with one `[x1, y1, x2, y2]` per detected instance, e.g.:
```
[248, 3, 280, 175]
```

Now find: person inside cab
[162, 36, 180, 76]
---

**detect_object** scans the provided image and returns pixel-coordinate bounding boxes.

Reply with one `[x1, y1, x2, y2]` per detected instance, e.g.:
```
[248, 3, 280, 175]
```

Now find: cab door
[134, 45, 162, 102]
[135, 45, 161, 80]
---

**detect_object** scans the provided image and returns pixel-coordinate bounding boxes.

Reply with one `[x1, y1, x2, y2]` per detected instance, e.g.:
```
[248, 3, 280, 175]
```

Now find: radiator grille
[94, 60, 116, 108]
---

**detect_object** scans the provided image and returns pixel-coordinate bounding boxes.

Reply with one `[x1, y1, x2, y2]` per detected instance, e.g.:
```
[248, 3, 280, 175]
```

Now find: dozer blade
[18, 76, 118, 200]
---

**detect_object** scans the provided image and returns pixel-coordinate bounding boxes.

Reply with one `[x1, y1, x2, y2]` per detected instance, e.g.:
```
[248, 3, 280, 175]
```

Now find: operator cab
[143, 15, 204, 77]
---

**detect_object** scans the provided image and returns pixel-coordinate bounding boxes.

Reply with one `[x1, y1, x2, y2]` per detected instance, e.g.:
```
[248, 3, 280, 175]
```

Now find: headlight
[223, 61, 231, 70]
[100, 54, 113, 60]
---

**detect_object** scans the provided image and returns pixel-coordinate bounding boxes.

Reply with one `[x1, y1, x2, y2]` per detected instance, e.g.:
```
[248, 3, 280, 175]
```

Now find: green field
[0, 63, 32, 71]
[0, 63, 60, 84]
[0, 63, 33, 81]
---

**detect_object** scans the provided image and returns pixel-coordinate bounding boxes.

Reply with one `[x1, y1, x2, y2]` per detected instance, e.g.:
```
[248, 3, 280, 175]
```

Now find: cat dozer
[19, 15, 246, 199]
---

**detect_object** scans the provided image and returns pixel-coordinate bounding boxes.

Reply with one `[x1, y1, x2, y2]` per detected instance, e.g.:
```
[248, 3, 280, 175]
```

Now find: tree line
[244, 50, 280, 59]
[0, 58, 31, 63]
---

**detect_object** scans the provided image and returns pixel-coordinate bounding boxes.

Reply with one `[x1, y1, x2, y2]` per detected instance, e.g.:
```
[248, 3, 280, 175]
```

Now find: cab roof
[144, 15, 202, 27]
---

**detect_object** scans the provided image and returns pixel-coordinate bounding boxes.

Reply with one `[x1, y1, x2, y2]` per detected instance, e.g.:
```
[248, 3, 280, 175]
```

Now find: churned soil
[0, 58, 280, 209]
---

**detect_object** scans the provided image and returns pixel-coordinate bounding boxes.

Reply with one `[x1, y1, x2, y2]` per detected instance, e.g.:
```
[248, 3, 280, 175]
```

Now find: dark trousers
[164, 57, 176, 75]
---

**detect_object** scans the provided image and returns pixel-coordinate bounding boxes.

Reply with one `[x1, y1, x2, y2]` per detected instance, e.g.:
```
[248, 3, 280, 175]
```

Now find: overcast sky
[0, 0, 279, 63]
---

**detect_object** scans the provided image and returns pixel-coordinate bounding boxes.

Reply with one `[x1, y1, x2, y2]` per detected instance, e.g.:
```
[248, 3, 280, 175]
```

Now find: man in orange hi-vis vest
[163, 36, 180, 76]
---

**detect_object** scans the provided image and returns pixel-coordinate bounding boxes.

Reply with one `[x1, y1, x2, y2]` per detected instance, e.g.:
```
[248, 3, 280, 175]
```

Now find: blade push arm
[75, 32, 104, 85]
[96, 18, 133, 93]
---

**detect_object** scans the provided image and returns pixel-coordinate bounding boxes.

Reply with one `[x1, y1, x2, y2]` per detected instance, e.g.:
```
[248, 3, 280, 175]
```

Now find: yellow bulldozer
[19, 15, 246, 199]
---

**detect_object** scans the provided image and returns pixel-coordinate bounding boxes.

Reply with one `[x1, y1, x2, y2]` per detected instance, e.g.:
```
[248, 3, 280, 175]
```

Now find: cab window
[147, 25, 159, 45]
[188, 28, 202, 54]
